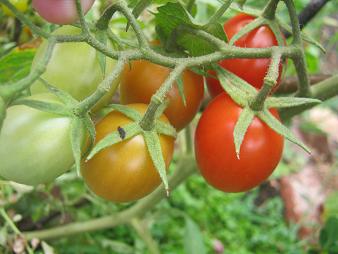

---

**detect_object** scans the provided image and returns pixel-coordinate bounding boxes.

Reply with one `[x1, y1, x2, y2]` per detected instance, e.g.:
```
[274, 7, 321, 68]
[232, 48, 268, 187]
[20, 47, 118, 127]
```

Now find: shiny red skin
[207, 13, 284, 98]
[194, 93, 284, 192]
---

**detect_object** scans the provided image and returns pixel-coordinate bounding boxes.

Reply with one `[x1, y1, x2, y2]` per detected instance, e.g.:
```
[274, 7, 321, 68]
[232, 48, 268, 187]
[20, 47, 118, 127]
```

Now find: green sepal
[94, 30, 108, 77]
[38, 78, 78, 106]
[86, 122, 142, 160]
[82, 113, 96, 155]
[155, 121, 177, 138]
[176, 74, 187, 107]
[237, 0, 248, 8]
[258, 109, 311, 153]
[12, 98, 72, 116]
[104, 104, 142, 121]
[229, 17, 265, 45]
[277, 19, 326, 53]
[215, 65, 256, 95]
[143, 130, 169, 196]
[266, 96, 321, 108]
[70, 117, 86, 176]
[233, 107, 254, 158]
[154, 99, 169, 120]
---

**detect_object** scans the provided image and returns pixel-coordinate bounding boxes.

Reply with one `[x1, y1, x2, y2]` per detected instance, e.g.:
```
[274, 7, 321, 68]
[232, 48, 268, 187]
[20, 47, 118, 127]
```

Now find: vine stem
[208, 0, 234, 25]
[23, 156, 197, 240]
[262, 0, 281, 20]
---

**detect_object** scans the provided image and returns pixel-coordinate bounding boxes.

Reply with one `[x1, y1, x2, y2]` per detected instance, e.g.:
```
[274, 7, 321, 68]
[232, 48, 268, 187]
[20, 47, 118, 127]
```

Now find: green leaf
[202, 22, 228, 42]
[258, 110, 311, 153]
[82, 114, 96, 154]
[87, 123, 141, 160]
[0, 49, 35, 84]
[143, 131, 169, 194]
[320, 216, 338, 252]
[176, 74, 186, 106]
[105, 104, 142, 121]
[266, 97, 321, 108]
[229, 17, 264, 45]
[132, 0, 153, 19]
[13, 98, 71, 116]
[233, 107, 254, 158]
[237, 0, 247, 8]
[184, 217, 207, 254]
[70, 118, 86, 175]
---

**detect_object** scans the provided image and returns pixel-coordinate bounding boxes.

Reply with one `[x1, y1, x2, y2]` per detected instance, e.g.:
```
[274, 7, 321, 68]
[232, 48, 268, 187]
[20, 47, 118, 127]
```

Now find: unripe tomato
[194, 93, 284, 192]
[0, 94, 87, 186]
[207, 13, 284, 98]
[81, 104, 175, 202]
[120, 60, 204, 131]
[31, 26, 119, 112]
[32, 0, 95, 25]
[1, 0, 28, 17]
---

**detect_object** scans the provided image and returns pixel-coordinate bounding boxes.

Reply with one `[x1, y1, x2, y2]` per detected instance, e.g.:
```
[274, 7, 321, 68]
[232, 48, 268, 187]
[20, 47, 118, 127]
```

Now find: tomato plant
[206, 13, 284, 98]
[81, 104, 175, 202]
[31, 25, 119, 112]
[1, 0, 28, 17]
[0, 94, 87, 186]
[120, 60, 204, 130]
[194, 93, 284, 192]
[32, 0, 95, 25]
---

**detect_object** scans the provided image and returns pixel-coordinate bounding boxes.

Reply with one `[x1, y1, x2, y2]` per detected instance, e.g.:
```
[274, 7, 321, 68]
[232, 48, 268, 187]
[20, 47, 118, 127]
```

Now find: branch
[277, 74, 331, 93]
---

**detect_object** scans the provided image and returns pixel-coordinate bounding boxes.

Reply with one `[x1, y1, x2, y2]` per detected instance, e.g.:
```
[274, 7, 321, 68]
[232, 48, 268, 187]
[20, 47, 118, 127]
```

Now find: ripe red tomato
[120, 60, 204, 131]
[81, 104, 175, 202]
[194, 93, 284, 192]
[32, 0, 95, 25]
[207, 13, 284, 98]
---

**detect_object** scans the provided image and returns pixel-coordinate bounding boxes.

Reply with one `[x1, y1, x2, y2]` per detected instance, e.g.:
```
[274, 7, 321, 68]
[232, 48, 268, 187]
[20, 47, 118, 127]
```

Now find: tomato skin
[81, 104, 175, 202]
[31, 26, 119, 112]
[32, 0, 95, 25]
[207, 13, 284, 97]
[1, 0, 28, 17]
[194, 93, 284, 192]
[120, 60, 204, 131]
[0, 94, 87, 186]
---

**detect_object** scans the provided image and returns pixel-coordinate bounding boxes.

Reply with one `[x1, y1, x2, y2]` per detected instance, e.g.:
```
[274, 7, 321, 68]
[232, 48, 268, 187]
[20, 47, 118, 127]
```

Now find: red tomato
[194, 93, 284, 192]
[32, 0, 95, 25]
[120, 60, 204, 131]
[207, 13, 284, 98]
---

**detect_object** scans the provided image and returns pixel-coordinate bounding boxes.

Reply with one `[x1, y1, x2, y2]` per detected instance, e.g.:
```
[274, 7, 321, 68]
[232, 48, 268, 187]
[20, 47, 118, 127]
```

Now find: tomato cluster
[0, 10, 285, 203]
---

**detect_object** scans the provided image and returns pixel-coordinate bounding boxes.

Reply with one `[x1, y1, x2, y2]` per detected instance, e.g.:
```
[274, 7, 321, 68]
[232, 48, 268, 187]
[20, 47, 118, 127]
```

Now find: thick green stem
[23, 156, 197, 240]
[75, 0, 90, 35]
[292, 49, 311, 96]
[283, 0, 302, 44]
[139, 64, 186, 131]
[251, 49, 282, 111]
[185, 125, 193, 154]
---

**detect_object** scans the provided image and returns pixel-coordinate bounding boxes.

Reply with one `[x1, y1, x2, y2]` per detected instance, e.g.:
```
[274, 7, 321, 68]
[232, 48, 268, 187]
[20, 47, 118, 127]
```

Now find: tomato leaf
[319, 216, 338, 252]
[258, 109, 311, 153]
[104, 104, 142, 121]
[71, 118, 86, 176]
[0, 49, 35, 84]
[266, 97, 321, 108]
[176, 74, 186, 107]
[87, 122, 142, 160]
[143, 130, 169, 195]
[233, 107, 254, 159]
[184, 216, 207, 254]
[12, 98, 71, 116]
[132, 0, 153, 19]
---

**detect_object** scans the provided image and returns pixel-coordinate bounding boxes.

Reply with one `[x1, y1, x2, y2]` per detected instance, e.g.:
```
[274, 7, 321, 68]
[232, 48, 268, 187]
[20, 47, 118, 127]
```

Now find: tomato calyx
[86, 104, 177, 195]
[12, 80, 95, 174]
[213, 66, 320, 157]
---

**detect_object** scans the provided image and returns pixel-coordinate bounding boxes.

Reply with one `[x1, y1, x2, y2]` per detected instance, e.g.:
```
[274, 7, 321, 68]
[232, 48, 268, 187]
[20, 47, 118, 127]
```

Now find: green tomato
[0, 93, 86, 186]
[31, 26, 119, 112]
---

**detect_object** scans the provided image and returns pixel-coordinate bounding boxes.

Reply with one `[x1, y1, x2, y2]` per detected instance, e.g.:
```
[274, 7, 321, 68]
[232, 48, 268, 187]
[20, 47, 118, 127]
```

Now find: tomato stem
[262, 0, 280, 20]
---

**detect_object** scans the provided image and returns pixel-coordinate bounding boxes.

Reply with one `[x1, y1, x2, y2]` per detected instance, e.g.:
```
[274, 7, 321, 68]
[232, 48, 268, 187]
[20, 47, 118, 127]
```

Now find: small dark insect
[117, 126, 126, 139]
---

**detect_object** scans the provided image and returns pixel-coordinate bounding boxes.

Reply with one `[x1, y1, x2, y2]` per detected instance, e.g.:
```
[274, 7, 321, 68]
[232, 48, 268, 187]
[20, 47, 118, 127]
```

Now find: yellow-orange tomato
[120, 60, 204, 131]
[81, 104, 175, 202]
